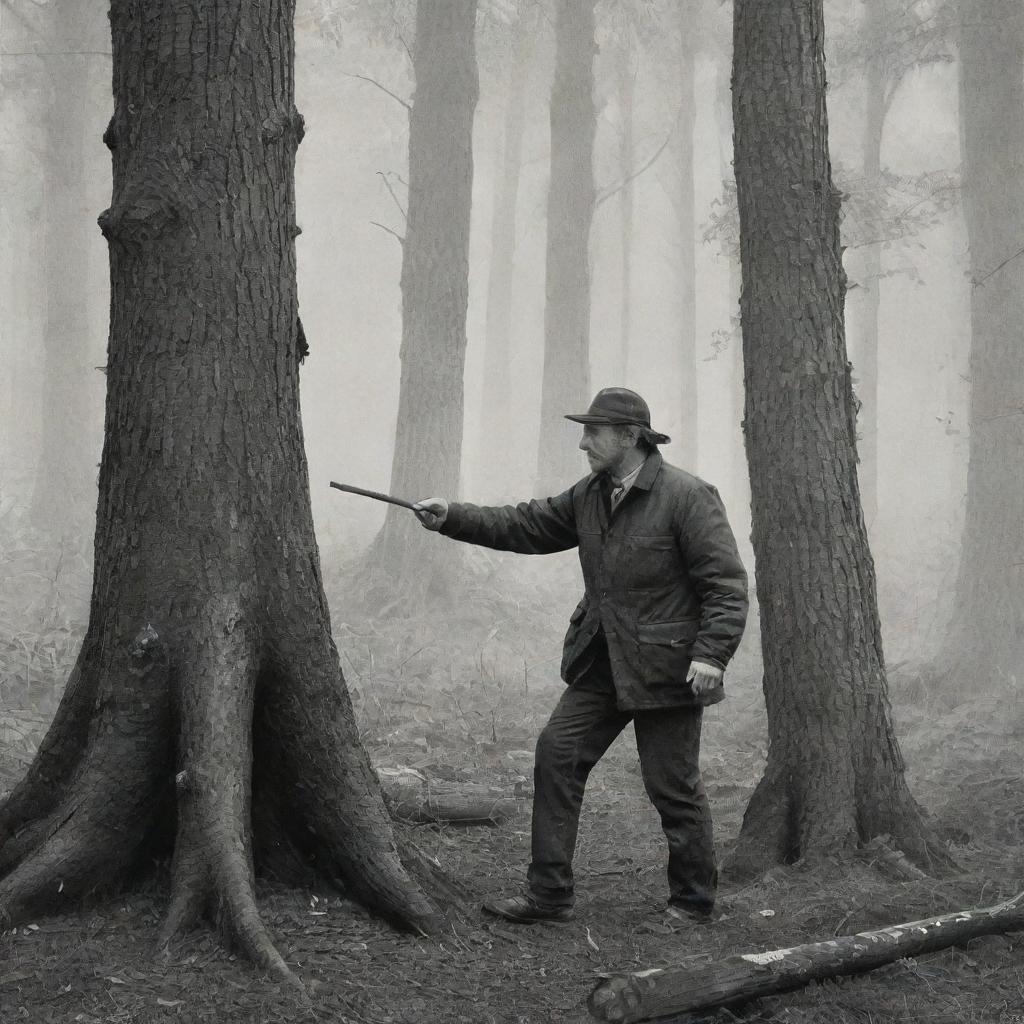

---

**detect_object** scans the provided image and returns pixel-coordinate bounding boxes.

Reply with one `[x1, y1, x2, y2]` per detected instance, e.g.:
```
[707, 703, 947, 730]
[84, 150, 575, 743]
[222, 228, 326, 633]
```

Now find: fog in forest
[3, 1, 1024, 1017]
[0, 0, 971, 675]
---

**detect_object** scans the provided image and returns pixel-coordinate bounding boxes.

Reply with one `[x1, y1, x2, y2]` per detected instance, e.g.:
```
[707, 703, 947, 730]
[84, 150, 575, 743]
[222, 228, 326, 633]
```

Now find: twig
[595, 132, 673, 209]
[398, 34, 414, 66]
[341, 71, 411, 112]
[973, 245, 1024, 288]
[377, 170, 408, 222]
[370, 221, 404, 246]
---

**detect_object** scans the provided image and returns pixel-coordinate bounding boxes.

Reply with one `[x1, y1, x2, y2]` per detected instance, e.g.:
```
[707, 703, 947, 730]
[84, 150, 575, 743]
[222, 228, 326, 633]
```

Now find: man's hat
[564, 387, 671, 445]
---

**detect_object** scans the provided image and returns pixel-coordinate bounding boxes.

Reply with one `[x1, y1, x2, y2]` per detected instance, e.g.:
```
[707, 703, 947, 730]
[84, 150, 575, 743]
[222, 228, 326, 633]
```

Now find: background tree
[0, 0, 45, 486]
[833, 0, 953, 525]
[476, 1, 536, 497]
[674, 3, 700, 467]
[536, 0, 597, 494]
[730, 0, 947, 872]
[614, 19, 636, 384]
[371, 0, 479, 590]
[941, 0, 1024, 685]
[28, 0, 107, 534]
[0, 0, 439, 983]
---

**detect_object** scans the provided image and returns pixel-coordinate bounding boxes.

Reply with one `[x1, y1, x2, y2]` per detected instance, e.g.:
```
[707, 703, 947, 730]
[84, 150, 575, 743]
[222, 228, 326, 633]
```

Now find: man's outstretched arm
[414, 487, 579, 555]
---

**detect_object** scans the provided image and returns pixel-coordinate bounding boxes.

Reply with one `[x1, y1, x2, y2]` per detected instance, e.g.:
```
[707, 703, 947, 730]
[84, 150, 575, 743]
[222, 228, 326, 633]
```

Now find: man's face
[579, 423, 635, 474]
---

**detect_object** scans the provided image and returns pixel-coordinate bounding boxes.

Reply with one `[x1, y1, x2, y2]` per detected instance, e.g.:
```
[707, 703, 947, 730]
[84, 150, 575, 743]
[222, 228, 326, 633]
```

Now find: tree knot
[128, 624, 162, 662]
[98, 195, 182, 249]
[261, 108, 305, 145]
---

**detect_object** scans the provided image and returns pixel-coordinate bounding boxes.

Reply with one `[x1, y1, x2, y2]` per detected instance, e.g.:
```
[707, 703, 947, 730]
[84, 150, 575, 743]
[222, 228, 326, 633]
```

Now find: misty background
[0, 0, 968, 674]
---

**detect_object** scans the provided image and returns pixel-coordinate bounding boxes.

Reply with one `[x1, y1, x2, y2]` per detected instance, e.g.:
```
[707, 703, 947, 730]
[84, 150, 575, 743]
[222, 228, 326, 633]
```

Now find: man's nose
[579, 435, 589, 451]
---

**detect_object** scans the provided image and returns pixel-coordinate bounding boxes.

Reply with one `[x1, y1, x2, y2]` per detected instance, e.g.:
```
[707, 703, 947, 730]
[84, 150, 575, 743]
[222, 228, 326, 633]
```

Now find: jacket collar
[584, 449, 663, 493]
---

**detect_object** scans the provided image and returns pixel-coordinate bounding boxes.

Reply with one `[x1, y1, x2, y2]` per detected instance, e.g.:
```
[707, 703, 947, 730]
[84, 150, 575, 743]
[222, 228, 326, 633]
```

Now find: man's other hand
[413, 497, 448, 531]
[687, 660, 724, 699]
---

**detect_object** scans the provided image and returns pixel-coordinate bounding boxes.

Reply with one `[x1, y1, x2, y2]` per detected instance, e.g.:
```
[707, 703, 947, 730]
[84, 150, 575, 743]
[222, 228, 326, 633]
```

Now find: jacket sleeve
[674, 483, 748, 670]
[439, 484, 579, 555]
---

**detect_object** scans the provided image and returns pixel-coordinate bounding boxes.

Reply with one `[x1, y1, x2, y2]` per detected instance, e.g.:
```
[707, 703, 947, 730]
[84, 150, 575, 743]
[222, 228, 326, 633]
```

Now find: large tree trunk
[536, 0, 596, 495]
[942, 0, 1024, 683]
[476, 9, 532, 499]
[730, 0, 946, 874]
[29, 0, 105, 535]
[676, 14, 699, 467]
[373, 0, 479, 590]
[0, 1, 440, 986]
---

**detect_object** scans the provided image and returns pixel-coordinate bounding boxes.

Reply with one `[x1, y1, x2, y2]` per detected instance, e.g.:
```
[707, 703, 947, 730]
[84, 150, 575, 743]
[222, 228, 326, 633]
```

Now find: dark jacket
[440, 451, 748, 709]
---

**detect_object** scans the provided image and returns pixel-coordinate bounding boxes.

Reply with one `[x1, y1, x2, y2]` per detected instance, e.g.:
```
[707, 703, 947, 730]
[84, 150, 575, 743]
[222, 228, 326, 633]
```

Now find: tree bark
[676, 13, 699, 468]
[373, 0, 479, 591]
[588, 890, 1024, 1022]
[30, 0, 105, 534]
[942, 0, 1024, 684]
[730, 0, 946, 874]
[476, 9, 532, 498]
[536, 0, 597, 495]
[0, 1, 440, 985]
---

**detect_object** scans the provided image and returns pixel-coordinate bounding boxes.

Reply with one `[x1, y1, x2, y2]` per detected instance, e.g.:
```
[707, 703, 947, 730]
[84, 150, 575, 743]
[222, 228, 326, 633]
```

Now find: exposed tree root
[725, 767, 795, 879]
[157, 599, 303, 990]
[0, 626, 170, 921]
[259, 631, 444, 934]
[726, 761, 955, 881]
[0, 602, 448, 988]
[0, 650, 100, 846]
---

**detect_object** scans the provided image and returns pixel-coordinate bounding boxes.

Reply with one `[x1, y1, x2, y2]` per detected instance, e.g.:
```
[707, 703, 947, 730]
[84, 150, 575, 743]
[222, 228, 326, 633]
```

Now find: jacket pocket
[560, 602, 591, 683]
[635, 619, 699, 683]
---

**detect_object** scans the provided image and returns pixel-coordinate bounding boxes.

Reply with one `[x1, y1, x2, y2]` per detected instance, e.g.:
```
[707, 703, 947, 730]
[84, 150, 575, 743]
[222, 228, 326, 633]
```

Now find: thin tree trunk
[30, 0, 104, 534]
[477, 9, 532, 498]
[854, 0, 886, 529]
[0, 3, 46, 492]
[536, 0, 596, 495]
[714, 55, 747, 506]
[677, 14, 698, 467]
[730, 0, 946, 874]
[0, 1, 440, 984]
[374, 0, 479, 590]
[617, 41, 635, 384]
[942, 0, 1024, 683]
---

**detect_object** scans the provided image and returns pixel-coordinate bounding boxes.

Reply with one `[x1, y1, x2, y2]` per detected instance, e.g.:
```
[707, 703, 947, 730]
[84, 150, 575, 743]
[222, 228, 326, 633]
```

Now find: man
[414, 388, 747, 926]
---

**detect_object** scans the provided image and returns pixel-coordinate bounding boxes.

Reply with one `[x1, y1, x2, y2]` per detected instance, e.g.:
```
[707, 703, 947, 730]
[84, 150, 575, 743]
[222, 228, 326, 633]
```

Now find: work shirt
[610, 461, 643, 511]
[440, 451, 748, 710]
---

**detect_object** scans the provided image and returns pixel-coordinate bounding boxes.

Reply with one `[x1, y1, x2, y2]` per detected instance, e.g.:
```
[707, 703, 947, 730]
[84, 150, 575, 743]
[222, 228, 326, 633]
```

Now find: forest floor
[1, 514, 1023, 1023]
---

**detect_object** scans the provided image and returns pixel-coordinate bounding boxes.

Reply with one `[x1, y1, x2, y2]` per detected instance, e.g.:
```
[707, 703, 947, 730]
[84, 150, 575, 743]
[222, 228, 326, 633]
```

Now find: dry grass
[1, 516, 1023, 1023]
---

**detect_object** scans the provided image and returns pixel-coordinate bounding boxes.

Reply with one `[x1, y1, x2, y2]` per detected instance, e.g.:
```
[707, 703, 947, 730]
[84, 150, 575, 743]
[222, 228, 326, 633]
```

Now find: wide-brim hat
[564, 387, 671, 446]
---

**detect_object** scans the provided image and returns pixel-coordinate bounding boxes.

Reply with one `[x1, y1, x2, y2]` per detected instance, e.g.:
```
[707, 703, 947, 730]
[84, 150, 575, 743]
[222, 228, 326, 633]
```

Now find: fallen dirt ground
[1, 542, 1023, 1023]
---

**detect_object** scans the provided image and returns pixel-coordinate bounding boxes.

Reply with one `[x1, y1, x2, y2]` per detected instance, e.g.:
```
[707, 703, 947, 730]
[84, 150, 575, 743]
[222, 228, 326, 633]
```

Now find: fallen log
[588, 890, 1024, 1022]
[377, 767, 527, 825]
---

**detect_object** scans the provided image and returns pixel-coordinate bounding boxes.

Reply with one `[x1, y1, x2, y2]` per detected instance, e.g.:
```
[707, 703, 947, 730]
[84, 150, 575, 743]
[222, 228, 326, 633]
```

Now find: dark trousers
[527, 636, 717, 914]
